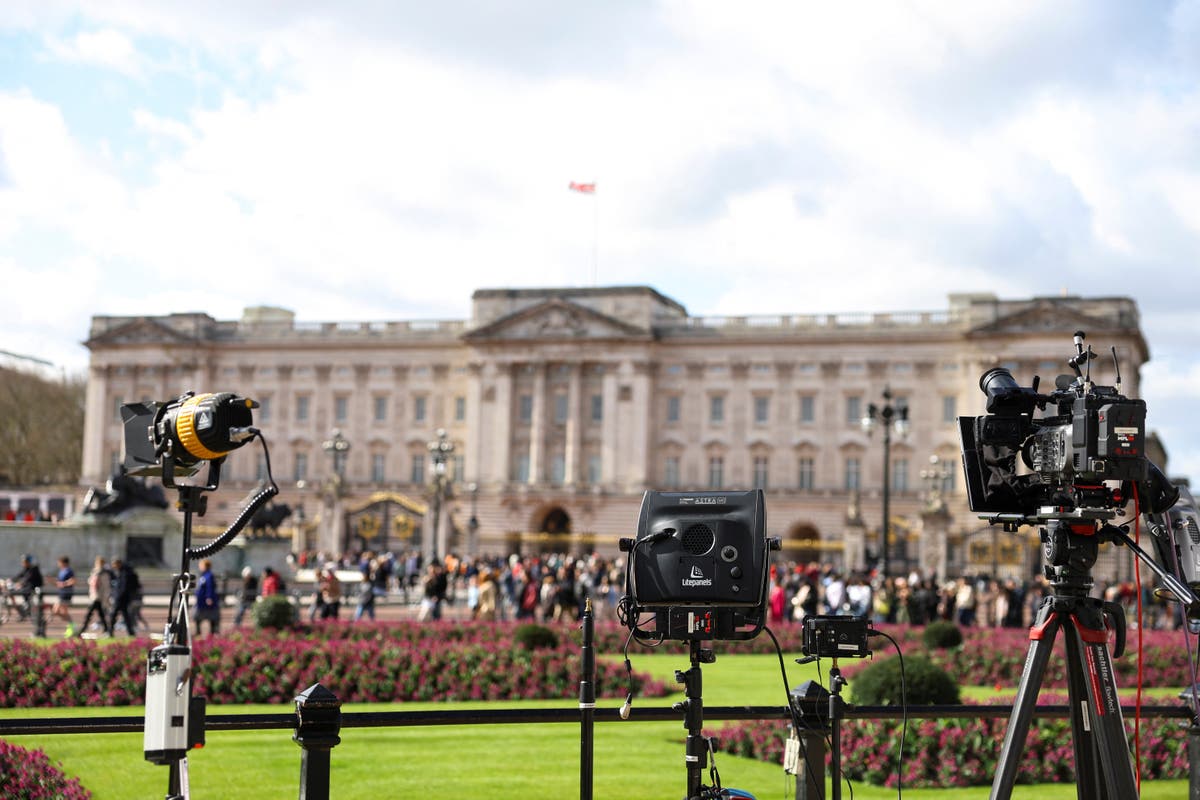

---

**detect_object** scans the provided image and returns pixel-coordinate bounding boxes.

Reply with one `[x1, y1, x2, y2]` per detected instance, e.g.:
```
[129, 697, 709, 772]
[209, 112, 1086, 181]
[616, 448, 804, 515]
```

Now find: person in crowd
[194, 558, 221, 636]
[260, 565, 283, 597]
[11, 554, 43, 620]
[791, 570, 819, 623]
[108, 557, 139, 637]
[465, 572, 480, 619]
[81, 556, 113, 634]
[823, 571, 847, 615]
[517, 569, 541, 620]
[234, 565, 258, 627]
[846, 573, 872, 618]
[871, 577, 892, 624]
[476, 568, 498, 622]
[550, 565, 579, 622]
[51, 556, 77, 636]
[418, 563, 447, 621]
[353, 560, 377, 622]
[317, 565, 341, 620]
[539, 573, 558, 621]
[768, 576, 787, 624]
[954, 576, 977, 627]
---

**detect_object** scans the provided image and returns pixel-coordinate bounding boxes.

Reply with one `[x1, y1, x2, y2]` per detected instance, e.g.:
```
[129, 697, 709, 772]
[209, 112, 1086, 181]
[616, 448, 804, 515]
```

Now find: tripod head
[1035, 516, 1200, 617]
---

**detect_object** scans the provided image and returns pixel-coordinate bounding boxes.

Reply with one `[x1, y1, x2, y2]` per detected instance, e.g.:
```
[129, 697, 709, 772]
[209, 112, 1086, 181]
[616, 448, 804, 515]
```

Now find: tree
[0, 367, 85, 487]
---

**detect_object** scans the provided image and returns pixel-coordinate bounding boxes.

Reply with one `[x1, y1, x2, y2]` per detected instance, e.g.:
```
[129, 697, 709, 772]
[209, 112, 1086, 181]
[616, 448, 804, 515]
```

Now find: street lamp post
[861, 387, 910, 578]
[427, 429, 455, 564]
[918, 454, 954, 580]
[919, 455, 953, 514]
[293, 479, 309, 555]
[321, 429, 351, 556]
[466, 482, 479, 559]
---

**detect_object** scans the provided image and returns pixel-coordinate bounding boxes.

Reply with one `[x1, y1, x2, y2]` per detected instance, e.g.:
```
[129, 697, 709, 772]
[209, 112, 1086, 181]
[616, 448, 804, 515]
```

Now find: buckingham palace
[79, 286, 1158, 581]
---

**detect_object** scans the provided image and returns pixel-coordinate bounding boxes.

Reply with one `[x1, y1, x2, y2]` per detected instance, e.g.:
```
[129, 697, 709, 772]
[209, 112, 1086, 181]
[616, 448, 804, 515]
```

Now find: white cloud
[2, 2, 1200, 483]
[41, 28, 143, 78]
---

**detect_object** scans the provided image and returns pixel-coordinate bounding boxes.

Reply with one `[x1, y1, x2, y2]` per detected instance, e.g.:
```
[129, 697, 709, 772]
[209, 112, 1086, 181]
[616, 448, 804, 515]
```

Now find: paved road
[0, 592, 475, 640]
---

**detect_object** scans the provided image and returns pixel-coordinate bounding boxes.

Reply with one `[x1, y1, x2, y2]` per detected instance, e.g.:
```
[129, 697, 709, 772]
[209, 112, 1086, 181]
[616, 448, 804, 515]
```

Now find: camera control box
[801, 615, 870, 659]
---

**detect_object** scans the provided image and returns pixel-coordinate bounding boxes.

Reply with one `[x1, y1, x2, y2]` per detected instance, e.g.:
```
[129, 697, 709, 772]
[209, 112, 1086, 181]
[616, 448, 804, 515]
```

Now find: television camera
[957, 331, 1200, 799]
[957, 331, 1180, 525]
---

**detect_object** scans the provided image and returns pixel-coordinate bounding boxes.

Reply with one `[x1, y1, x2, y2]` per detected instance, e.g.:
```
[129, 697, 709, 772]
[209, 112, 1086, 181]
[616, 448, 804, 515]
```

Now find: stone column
[919, 508, 950, 583]
[564, 363, 582, 487]
[490, 362, 513, 483]
[843, 490, 866, 572]
[684, 363, 705, 486]
[527, 362, 546, 485]
[81, 364, 110, 485]
[465, 362, 484, 484]
[628, 360, 654, 490]
[600, 365, 619, 488]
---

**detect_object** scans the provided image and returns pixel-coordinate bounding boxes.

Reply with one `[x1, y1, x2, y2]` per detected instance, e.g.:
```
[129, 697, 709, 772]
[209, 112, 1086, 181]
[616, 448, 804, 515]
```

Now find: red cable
[1133, 485, 1143, 794]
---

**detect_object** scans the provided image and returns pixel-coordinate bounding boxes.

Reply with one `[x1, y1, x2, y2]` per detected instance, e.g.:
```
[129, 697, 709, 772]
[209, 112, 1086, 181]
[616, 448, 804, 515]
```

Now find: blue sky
[2, 1, 1199, 484]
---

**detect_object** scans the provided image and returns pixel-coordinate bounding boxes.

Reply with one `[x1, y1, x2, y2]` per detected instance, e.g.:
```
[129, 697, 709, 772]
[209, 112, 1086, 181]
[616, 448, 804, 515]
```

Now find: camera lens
[979, 367, 1020, 397]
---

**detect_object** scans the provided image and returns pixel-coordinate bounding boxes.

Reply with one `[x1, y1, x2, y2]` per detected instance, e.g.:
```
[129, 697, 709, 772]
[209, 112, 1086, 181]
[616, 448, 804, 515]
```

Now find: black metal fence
[1, 603, 1197, 800]
[1, 696, 1195, 799]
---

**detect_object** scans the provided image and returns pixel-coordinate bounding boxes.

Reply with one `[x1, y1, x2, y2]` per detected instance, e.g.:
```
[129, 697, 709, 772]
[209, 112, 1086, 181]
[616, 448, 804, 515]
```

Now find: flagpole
[569, 181, 599, 286]
[591, 191, 598, 286]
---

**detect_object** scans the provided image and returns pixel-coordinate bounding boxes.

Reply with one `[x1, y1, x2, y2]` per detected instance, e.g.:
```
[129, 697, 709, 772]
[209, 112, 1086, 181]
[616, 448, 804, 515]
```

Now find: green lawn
[1, 651, 1188, 799]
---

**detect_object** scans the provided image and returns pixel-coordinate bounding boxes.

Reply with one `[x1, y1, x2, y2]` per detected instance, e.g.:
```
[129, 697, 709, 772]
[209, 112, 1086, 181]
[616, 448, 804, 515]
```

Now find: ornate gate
[343, 492, 427, 555]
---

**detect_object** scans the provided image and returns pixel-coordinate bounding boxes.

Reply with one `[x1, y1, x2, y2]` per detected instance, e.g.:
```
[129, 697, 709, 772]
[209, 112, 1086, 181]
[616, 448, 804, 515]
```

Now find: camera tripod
[673, 640, 755, 800]
[990, 519, 1140, 799]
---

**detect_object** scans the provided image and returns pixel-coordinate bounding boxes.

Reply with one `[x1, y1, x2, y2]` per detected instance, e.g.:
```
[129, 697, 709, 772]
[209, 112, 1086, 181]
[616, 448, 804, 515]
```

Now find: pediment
[463, 298, 650, 343]
[967, 299, 1121, 338]
[86, 318, 195, 347]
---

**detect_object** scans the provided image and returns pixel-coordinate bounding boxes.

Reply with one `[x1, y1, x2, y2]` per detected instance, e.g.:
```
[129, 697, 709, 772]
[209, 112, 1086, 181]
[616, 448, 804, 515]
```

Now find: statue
[82, 467, 169, 516]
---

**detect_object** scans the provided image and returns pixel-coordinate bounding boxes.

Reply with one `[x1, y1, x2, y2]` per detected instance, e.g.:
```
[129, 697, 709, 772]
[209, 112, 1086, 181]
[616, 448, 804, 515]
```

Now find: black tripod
[673, 641, 756, 800]
[990, 519, 1138, 799]
[676, 641, 718, 799]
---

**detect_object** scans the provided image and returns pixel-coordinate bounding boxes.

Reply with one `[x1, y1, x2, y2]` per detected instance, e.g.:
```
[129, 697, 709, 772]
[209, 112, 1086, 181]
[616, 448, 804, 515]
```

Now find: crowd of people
[1, 508, 59, 523]
[277, 550, 1190, 633]
[5, 553, 145, 637]
[7, 548, 1190, 638]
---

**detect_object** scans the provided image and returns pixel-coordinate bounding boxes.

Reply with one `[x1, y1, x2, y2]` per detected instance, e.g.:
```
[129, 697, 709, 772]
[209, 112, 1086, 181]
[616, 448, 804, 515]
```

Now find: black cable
[187, 431, 279, 560]
[869, 627, 907, 798]
[765, 626, 853, 798]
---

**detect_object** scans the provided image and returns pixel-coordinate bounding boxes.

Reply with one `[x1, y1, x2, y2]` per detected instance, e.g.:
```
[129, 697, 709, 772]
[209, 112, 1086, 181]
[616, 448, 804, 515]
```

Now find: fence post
[1189, 721, 1200, 800]
[790, 681, 829, 800]
[32, 587, 46, 638]
[579, 598, 595, 800]
[294, 683, 341, 800]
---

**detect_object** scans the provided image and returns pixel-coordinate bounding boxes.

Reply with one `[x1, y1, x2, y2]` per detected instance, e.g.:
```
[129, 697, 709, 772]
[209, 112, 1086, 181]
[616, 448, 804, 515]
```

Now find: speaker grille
[1188, 516, 1199, 546]
[681, 523, 715, 555]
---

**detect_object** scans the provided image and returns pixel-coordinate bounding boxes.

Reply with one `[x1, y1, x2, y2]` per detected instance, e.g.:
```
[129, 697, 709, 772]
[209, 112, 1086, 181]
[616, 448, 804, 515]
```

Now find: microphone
[644, 527, 676, 544]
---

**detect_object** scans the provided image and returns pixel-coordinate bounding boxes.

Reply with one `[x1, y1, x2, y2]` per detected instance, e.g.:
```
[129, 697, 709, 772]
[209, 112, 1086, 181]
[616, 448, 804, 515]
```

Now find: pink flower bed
[0, 739, 90, 799]
[0, 621, 668, 708]
[712, 696, 1191, 788]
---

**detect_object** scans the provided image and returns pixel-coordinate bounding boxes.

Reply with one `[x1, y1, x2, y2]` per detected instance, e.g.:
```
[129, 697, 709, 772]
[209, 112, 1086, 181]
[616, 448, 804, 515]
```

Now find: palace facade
[81, 286, 1153, 580]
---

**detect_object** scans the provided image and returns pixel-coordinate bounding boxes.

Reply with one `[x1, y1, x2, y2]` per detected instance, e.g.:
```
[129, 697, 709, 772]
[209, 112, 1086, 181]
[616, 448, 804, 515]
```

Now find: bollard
[32, 587, 46, 638]
[294, 683, 342, 800]
[790, 681, 830, 800]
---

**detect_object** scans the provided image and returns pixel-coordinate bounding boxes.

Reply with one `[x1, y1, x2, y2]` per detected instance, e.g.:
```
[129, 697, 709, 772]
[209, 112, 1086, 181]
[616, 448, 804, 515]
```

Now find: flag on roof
[568, 181, 596, 194]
